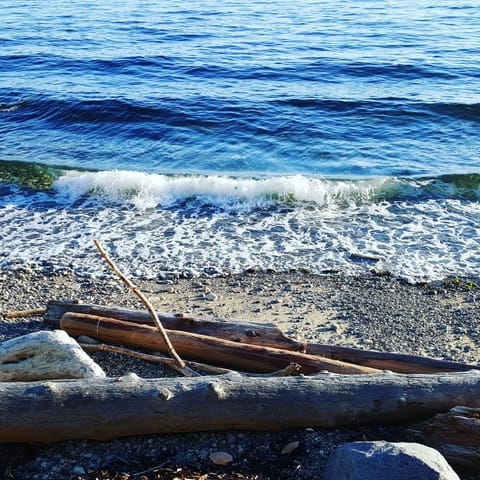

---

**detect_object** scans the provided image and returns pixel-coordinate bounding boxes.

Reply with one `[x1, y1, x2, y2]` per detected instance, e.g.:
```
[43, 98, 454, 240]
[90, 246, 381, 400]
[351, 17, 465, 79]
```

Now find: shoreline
[1, 269, 479, 479]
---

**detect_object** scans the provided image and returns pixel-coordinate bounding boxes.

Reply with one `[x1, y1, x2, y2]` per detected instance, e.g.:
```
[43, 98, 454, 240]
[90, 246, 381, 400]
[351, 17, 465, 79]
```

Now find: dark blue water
[0, 0, 479, 281]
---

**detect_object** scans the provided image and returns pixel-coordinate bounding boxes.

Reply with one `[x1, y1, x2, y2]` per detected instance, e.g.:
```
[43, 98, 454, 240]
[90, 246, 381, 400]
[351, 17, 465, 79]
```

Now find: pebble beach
[1, 269, 479, 479]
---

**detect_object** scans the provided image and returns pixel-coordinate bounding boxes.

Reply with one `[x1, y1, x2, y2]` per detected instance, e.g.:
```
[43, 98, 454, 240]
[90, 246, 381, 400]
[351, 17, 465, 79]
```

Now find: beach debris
[45, 300, 304, 350]
[59, 312, 380, 375]
[45, 300, 480, 375]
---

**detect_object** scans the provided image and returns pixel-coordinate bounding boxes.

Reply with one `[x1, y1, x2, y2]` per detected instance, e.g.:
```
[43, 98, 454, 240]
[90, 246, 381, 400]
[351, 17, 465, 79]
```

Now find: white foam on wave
[54, 170, 386, 209]
[1, 180, 479, 283]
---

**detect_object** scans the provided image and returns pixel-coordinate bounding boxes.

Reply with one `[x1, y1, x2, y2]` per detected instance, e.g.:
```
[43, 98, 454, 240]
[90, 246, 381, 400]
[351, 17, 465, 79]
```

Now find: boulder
[325, 441, 460, 480]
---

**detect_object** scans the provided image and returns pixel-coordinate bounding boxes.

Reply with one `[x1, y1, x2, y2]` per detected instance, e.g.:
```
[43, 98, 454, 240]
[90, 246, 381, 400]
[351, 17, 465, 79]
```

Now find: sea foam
[54, 169, 387, 210]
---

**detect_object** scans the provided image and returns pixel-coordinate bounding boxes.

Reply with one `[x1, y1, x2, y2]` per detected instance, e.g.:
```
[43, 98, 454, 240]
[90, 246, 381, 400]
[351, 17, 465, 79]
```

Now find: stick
[81, 343, 301, 377]
[3, 308, 47, 319]
[306, 343, 480, 374]
[93, 240, 193, 376]
[81, 343, 232, 376]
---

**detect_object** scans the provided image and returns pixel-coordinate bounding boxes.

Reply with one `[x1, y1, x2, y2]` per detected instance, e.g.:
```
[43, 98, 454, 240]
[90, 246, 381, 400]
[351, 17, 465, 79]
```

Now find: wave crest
[54, 170, 380, 210]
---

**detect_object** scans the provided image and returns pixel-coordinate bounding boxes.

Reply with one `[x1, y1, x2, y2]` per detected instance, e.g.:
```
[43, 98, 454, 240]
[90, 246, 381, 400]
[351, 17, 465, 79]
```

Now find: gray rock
[324, 441, 460, 480]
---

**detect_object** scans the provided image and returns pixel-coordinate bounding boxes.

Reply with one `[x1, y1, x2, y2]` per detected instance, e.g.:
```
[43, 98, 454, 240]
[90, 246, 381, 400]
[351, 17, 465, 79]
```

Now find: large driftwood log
[60, 313, 379, 375]
[47, 301, 304, 351]
[1, 371, 479, 443]
[306, 344, 479, 374]
[408, 406, 480, 468]
[0, 330, 105, 381]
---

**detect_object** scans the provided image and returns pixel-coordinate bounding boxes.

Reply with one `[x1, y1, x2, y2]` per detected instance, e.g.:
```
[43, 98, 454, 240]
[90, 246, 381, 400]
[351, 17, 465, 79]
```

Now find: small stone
[205, 292, 218, 301]
[209, 451, 233, 465]
[281, 440, 300, 455]
[77, 335, 99, 345]
[73, 465, 86, 475]
[118, 372, 141, 382]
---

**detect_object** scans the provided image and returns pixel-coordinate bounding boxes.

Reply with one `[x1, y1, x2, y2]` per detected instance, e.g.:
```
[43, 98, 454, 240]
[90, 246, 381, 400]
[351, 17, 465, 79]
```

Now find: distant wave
[4, 93, 479, 132]
[3, 53, 477, 82]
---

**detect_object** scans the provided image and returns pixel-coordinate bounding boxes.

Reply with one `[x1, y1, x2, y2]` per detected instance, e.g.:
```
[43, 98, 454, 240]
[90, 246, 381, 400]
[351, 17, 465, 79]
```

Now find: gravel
[1, 269, 479, 479]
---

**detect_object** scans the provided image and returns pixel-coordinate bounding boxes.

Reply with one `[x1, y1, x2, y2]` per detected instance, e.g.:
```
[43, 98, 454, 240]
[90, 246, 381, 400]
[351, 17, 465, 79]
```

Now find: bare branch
[93, 239, 196, 376]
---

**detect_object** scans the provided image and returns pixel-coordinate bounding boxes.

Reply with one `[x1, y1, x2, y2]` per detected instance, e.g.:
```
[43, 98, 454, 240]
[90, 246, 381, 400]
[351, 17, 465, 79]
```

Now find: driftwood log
[1, 371, 479, 443]
[46, 301, 304, 351]
[0, 330, 105, 381]
[408, 406, 480, 468]
[60, 313, 379, 375]
[46, 301, 478, 374]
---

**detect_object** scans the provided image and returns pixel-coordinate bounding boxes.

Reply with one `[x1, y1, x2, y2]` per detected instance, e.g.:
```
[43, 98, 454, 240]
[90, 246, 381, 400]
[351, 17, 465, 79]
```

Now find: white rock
[0, 330, 105, 381]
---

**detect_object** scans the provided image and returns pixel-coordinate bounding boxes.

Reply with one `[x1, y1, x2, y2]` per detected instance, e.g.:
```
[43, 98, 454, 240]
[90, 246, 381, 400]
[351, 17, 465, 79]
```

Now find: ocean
[0, 0, 479, 282]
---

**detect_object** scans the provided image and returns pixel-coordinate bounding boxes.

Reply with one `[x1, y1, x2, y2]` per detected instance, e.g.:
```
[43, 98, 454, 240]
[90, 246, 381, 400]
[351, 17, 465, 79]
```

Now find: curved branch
[93, 240, 195, 376]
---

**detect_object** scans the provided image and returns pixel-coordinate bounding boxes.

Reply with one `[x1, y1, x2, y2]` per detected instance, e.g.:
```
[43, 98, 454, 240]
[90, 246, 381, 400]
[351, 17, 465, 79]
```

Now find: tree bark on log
[60, 313, 379, 375]
[306, 343, 479, 374]
[46, 301, 304, 351]
[408, 406, 480, 468]
[1, 371, 479, 443]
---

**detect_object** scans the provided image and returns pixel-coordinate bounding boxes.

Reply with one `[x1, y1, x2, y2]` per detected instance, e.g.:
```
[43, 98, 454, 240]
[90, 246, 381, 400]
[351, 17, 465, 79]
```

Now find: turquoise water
[0, 1, 479, 281]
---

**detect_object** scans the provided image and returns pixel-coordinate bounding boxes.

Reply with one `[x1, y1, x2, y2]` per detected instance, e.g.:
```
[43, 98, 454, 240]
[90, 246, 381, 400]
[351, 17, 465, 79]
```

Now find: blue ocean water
[0, 0, 479, 281]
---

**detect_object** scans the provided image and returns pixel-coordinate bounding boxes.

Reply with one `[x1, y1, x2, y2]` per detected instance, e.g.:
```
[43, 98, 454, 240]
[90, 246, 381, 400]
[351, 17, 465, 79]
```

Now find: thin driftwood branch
[307, 343, 480, 374]
[93, 240, 194, 376]
[81, 343, 301, 377]
[81, 343, 232, 376]
[3, 308, 47, 319]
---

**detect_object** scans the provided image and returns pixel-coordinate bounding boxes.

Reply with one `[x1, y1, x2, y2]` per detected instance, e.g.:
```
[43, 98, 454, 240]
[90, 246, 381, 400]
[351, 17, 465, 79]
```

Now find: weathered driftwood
[306, 343, 480, 374]
[60, 313, 379, 375]
[46, 302, 476, 374]
[1, 370, 479, 443]
[0, 330, 105, 381]
[47, 301, 304, 351]
[408, 406, 480, 468]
